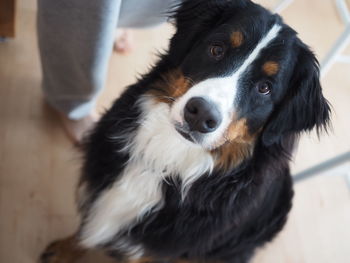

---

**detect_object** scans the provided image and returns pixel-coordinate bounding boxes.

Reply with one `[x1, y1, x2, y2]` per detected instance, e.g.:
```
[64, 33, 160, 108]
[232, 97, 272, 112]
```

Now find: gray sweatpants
[37, 0, 180, 120]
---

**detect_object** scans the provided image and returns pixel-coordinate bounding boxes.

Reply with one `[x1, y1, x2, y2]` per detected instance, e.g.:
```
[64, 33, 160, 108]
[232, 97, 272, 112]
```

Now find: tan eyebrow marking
[231, 31, 244, 48]
[262, 61, 279, 76]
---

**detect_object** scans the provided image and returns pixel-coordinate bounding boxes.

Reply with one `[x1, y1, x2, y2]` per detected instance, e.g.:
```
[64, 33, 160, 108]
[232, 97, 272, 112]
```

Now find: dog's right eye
[209, 43, 225, 60]
[256, 81, 272, 95]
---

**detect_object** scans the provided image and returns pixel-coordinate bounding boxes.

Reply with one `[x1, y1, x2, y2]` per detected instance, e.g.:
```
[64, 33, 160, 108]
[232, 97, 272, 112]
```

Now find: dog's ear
[168, 0, 250, 65]
[262, 40, 331, 146]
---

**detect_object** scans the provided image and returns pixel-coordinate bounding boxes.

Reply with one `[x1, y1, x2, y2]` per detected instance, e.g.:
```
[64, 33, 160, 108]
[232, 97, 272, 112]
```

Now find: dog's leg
[40, 235, 86, 263]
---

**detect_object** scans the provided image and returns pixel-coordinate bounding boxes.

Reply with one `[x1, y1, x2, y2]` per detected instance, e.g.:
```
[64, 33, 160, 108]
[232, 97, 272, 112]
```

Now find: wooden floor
[0, 0, 349, 262]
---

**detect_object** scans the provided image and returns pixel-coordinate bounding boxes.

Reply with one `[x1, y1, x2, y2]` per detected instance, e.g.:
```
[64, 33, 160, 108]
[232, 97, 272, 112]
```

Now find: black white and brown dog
[41, 0, 330, 263]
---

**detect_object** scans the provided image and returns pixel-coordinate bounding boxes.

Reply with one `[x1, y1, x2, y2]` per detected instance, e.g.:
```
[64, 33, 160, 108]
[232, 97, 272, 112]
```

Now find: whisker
[160, 96, 175, 102]
[184, 76, 195, 86]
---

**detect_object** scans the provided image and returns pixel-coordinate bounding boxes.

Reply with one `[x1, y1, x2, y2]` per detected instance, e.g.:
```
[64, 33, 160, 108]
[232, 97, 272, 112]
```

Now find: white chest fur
[80, 98, 214, 253]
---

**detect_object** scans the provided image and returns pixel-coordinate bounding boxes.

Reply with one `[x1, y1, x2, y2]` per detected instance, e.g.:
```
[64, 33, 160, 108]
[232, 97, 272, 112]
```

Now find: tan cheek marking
[212, 118, 257, 170]
[231, 31, 244, 48]
[148, 69, 191, 104]
[262, 61, 279, 76]
[213, 141, 254, 171]
[227, 118, 254, 143]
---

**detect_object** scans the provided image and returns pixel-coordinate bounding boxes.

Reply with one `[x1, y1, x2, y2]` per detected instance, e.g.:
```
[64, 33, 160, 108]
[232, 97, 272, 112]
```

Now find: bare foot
[113, 29, 134, 54]
[44, 101, 99, 144]
[58, 111, 99, 144]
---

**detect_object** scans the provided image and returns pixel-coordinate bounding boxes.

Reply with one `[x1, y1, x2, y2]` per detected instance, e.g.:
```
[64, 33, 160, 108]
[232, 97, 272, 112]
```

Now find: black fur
[262, 39, 331, 146]
[78, 1, 330, 263]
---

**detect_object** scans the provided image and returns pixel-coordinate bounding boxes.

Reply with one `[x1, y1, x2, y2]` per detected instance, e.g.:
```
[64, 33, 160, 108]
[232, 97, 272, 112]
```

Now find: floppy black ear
[262, 40, 331, 146]
[168, 0, 251, 65]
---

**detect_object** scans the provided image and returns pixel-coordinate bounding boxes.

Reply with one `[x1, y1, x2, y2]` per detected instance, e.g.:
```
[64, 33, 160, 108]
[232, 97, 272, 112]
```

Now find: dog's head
[150, 0, 330, 166]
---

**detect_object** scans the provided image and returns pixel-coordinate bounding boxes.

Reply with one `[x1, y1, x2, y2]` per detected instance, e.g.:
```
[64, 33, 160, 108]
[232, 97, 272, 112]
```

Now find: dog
[41, 0, 330, 263]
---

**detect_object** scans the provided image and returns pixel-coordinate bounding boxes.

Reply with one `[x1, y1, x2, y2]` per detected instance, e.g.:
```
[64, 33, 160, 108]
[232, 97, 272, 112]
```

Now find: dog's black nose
[184, 97, 222, 133]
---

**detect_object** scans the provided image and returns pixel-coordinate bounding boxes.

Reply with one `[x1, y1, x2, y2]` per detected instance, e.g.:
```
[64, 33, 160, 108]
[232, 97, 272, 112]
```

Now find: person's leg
[37, 0, 122, 142]
[37, 0, 122, 120]
[37, 0, 179, 118]
[37, 0, 181, 142]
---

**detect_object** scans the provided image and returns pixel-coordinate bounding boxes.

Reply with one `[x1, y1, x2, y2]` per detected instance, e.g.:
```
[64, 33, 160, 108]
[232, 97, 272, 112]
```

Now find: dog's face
[152, 0, 330, 154]
[170, 18, 286, 150]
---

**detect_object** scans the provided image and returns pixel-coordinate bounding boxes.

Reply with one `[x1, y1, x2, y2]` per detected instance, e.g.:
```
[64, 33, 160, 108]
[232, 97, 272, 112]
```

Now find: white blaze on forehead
[170, 24, 282, 148]
[234, 24, 282, 78]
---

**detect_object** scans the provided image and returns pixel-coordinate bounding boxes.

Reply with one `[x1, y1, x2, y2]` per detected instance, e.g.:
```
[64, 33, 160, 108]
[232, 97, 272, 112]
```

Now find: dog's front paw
[40, 236, 85, 263]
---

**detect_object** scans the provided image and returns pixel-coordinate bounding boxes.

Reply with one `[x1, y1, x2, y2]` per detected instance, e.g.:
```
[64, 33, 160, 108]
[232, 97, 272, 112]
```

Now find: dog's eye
[209, 43, 225, 59]
[256, 81, 272, 95]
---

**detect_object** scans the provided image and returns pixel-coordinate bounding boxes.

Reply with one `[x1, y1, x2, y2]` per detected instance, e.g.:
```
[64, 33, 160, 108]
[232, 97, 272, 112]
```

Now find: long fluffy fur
[75, 1, 330, 263]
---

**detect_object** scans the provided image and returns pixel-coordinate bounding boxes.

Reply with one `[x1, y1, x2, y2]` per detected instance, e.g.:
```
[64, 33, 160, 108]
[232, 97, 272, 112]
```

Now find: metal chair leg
[274, 0, 294, 13]
[336, 0, 350, 24]
[293, 152, 350, 182]
[321, 26, 350, 76]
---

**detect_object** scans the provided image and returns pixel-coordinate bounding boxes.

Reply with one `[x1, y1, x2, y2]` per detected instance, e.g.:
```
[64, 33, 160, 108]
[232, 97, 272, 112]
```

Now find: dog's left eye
[209, 43, 225, 59]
